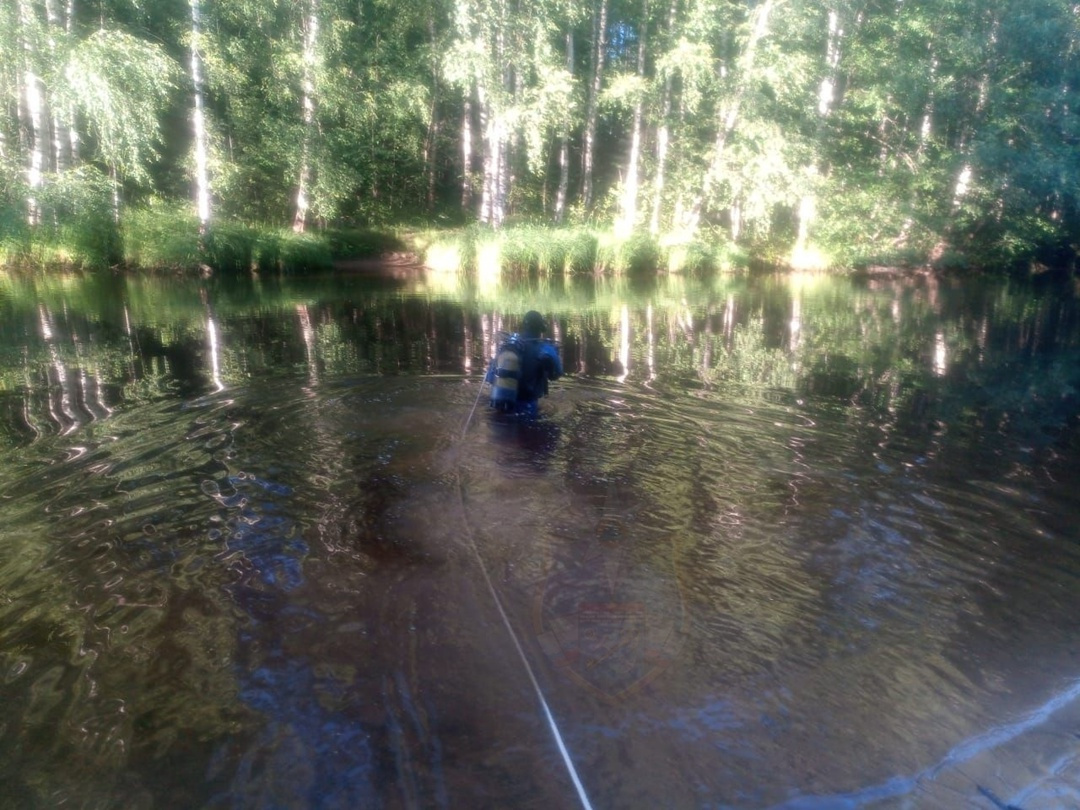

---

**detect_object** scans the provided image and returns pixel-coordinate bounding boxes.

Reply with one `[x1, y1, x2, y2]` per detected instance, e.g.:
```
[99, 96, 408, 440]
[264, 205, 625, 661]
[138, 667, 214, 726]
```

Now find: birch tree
[553, 31, 574, 223]
[189, 0, 212, 231]
[615, 0, 649, 237]
[446, 0, 573, 226]
[293, 0, 320, 233]
[0, 2, 17, 168]
[681, 0, 777, 237]
[61, 32, 177, 190]
[580, 0, 609, 211]
[648, 0, 678, 235]
[17, 0, 47, 225]
[792, 6, 848, 265]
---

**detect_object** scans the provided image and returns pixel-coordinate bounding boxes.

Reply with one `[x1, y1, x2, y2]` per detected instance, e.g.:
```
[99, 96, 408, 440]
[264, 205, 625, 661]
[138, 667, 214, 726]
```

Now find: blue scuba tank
[490, 337, 523, 410]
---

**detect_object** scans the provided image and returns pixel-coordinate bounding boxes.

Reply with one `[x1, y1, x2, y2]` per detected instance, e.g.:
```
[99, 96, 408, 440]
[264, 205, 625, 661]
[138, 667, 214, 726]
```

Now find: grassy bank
[7, 197, 1061, 278]
[412, 225, 751, 279]
[0, 202, 407, 274]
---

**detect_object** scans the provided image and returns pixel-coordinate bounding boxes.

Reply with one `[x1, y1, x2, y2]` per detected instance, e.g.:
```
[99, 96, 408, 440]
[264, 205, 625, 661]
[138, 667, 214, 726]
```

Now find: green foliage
[0, 172, 31, 264]
[118, 212, 410, 273]
[422, 225, 607, 275]
[667, 237, 748, 275]
[605, 232, 661, 276]
[121, 204, 202, 270]
[323, 229, 408, 259]
[39, 169, 123, 268]
[60, 29, 180, 185]
[3, 0, 1080, 273]
[0, 168, 122, 269]
[249, 230, 333, 274]
[419, 224, 755, 278]
[497, 226, 599, 274]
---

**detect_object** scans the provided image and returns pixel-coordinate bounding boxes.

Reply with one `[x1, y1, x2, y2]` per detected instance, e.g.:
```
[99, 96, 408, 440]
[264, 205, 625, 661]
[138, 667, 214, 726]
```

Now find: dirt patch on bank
[332, 252, 423, 275]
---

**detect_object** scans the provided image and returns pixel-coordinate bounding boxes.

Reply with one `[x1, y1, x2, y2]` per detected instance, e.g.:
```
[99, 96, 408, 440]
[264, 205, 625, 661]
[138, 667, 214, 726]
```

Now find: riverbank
[4, 205, 1072, 280]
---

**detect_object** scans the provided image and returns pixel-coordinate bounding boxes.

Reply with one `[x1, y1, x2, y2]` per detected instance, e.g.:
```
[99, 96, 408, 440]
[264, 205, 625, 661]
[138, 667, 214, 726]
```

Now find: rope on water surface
[461, 373, 489, 443]
[455, 378, 595, 810]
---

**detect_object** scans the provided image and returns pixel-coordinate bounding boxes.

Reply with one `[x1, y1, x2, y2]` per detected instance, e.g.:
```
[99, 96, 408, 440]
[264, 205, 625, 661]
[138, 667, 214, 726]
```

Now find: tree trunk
[461, 93, 474, 209]
[423, 10, 440, 212]
[795, 7, 845, 261]
[477, 16, 510, 228]
[480, 108, 509, 227]
[616, 0, 648, 237]
[65, 0, 79, 162]
[190, 0, 211, 232]
[581, 0, 608, 211]
[44, 0, 67, 173]
[478, 88, 500, 224]
[293, 0, 319, 233]
[649, 0, 677, 235]
[18, 0, 45, 225]
[554, 31, 573, 224]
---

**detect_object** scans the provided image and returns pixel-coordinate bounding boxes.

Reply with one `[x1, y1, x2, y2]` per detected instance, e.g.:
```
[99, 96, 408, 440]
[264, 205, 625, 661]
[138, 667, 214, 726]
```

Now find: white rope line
[457, 378, 594, 810]
[461, 374, 488, 442]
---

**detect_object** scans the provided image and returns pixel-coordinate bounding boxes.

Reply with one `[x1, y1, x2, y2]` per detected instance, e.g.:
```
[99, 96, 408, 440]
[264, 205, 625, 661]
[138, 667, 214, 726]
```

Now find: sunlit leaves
[61, 30, 179, 185]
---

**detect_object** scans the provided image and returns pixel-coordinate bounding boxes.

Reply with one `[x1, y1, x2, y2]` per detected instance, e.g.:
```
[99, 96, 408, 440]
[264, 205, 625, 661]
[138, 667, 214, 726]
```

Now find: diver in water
[486, 311, 563, 416]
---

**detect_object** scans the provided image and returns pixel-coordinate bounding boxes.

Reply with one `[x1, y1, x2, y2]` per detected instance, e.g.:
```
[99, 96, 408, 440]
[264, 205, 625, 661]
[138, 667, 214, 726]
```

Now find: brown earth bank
[331, 252, 423, 275]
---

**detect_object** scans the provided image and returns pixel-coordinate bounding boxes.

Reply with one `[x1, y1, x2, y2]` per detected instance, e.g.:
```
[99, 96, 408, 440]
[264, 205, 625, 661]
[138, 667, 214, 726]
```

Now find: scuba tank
[490, 336, 524, 410]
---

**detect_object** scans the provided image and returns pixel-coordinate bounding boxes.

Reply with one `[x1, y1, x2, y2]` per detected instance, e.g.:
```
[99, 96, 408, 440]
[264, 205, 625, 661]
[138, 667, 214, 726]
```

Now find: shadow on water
[1, 267, 1080, 807]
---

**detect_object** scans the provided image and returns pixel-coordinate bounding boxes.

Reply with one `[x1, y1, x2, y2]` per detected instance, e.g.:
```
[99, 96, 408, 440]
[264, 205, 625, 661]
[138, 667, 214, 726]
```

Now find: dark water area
[1, 265, 1079, 809]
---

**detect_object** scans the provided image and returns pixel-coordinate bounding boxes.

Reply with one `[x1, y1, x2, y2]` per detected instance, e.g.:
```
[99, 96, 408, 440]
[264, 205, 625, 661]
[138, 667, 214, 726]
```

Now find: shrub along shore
[1, 204, 1070, 279]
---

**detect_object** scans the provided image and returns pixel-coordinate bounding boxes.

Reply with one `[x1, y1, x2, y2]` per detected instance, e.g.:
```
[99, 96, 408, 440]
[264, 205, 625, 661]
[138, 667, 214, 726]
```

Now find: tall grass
[418, 224, 747, 279]
[0, 182, 407, 274]
[121, 203, 202, 270]
[120, 206, 405, 274]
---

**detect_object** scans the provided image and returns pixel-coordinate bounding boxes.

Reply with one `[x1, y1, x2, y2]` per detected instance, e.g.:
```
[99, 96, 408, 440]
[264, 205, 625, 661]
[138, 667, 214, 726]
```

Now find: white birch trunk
[952, 21, 994, 215]
[581, 0, 608, 211]
[478, 88, 500, 225]
[190, 0, 211, 231]
[18, 0, 44, 225]
[498, 54, 513, 223]
[917, 56, 937, 154]
[495, 126, 509, 225]
[795, 8, 844, 261]
[44, 0, 66, 173]
[616, 0, 648, 238]
[481, 112, 507, 227]
[461, 94, 474, 209]
[293, 0, 319, 233]
[423, 13, 440, 211]
[649, 0, 676, 235]
[671, 92, 688, 227]
[554, 134, 570, 224]
[477, 24, 509, 228]
[65, 0, 79, 161]
[554, 32, 573, 224]
[816, 10, 842, 117]
[24, 66, 45, 225]
[43, 0, 78, 172]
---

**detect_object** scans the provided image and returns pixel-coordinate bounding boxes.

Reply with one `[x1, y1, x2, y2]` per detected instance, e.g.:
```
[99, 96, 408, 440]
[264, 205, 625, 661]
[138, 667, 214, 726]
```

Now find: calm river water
[1, 265, 1079, 809]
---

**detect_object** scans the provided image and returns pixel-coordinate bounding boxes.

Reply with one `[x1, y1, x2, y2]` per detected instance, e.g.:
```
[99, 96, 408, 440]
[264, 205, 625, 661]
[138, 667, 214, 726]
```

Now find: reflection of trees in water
[3, 273, 1079, 468]
[2, 269, 1080, 805]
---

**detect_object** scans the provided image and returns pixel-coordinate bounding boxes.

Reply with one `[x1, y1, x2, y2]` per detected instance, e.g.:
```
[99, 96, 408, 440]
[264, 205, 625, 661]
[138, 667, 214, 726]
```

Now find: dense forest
[2, 0, 1080, 272]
